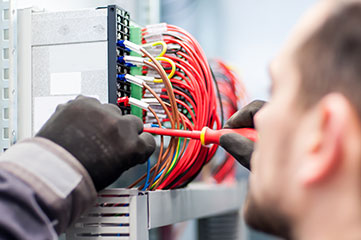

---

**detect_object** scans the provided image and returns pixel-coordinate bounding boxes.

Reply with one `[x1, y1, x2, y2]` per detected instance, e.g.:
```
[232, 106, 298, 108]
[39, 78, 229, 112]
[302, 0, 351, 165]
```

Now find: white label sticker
[50, 72, 81, 95]
[33, 95, 99, 134]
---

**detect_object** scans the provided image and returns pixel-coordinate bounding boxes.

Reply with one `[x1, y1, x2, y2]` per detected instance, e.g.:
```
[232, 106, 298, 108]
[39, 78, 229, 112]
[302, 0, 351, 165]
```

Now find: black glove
[220, 100, 266, 170]
[36, 96, 156, 191]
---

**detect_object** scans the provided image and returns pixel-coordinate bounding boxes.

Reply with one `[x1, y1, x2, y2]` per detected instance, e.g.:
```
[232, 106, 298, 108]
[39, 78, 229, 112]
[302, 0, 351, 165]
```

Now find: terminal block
[108, 6, 145, 119]
[129, 26, 145, 121]
[107, 5, 131, 115]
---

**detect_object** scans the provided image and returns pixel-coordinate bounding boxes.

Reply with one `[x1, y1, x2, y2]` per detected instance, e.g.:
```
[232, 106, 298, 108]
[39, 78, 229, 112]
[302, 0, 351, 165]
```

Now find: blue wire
[142, 159, 151, 191]
[143, 147, 178, 189]
[142, 125, 175, 189]
[143, 168, 165, 189]
[153, 169, 165, 183]
[116, 40, 131, 52]
[151, 124, 166, 129]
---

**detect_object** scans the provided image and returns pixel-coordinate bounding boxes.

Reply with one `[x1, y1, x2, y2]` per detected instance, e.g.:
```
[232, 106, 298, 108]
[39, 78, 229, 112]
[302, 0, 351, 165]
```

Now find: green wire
[166, 137, 182, 174]
[150, 137, 182, 189]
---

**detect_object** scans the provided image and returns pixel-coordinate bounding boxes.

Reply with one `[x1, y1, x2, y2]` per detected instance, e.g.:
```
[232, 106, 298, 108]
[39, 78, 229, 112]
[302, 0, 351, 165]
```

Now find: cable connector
[143, 123, 153, 128]
[117, 57, 136, 67]
[146, 23, 167, 35]
[135, 75, 154, 83]
[143, 33, 164, 43]
[125, 56, 146, 65]
[117, 74, 144, 87]
[130, 97, 149, 110]
[117, 96, 149, 110]
[117, 96, 129, 106]
[117, 40, 144, 55]
[118, 56, 146, 66]
[142, 98, 159, 104]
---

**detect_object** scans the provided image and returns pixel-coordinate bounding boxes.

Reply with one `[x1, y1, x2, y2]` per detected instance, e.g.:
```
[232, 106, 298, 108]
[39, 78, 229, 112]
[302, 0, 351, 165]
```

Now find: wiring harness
[210, 59, 248, 183]
[116, 23, 246, 190]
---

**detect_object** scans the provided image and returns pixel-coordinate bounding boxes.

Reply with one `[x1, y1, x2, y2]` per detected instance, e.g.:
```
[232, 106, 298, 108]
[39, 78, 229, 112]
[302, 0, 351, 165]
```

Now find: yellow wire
[150, 138, 181, 189]
[153, 79, 163, 83]
[152, 41, 167, 57]
[142, 41, 167, 57]
[153, 56, 176, 83]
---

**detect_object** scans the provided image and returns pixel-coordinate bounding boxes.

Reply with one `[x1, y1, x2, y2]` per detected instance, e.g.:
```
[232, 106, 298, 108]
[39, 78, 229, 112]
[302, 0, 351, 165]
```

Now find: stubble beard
[244, 190, 293, 240]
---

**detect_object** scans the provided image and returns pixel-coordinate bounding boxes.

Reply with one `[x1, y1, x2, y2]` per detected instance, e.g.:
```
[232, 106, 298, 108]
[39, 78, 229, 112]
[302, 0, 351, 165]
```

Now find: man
[1, 0, 360, 239]
[221, 0, 361, 239]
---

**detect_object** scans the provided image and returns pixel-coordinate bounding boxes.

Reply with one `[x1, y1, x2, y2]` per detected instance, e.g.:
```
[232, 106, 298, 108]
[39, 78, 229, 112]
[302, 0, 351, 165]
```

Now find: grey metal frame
[0, 0, 10, 151]
[66, 182, 246, 240]
[9, 0, 17, 146]
[17, 7, 109, 139]
[16, 7, 31, 140]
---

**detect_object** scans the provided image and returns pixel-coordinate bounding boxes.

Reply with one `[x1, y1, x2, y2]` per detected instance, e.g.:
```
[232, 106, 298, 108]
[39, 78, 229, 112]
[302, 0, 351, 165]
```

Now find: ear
[299, 93, 348, 186]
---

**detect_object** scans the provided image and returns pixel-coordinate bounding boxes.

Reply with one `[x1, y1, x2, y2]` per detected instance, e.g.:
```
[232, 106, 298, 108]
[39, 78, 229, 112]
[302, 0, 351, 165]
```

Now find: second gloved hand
[220, 100, 266, 170]
[36, 96, 156, 191]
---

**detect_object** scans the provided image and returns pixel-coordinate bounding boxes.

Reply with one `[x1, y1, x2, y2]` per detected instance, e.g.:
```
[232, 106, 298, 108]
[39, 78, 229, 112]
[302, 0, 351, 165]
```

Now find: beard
[244, 190, 293, 239]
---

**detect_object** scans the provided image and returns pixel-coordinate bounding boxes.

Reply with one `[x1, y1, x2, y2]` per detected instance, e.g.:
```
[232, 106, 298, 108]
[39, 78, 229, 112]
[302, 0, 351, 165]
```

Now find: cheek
[253, 102, 289, 172]
[251, 97, 298, 203]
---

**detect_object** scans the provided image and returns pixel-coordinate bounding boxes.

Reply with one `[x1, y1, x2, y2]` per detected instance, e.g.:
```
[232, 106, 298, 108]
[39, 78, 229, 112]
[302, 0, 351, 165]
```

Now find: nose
[254, 103, 268, 130]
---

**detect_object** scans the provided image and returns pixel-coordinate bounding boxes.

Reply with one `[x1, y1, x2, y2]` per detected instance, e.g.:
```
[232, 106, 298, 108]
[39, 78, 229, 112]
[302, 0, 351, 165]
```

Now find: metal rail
[66, 182, 246, 240]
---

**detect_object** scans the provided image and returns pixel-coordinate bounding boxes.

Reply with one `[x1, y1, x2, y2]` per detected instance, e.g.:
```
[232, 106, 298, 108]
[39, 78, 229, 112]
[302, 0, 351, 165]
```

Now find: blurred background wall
[160, 0, 317, 101]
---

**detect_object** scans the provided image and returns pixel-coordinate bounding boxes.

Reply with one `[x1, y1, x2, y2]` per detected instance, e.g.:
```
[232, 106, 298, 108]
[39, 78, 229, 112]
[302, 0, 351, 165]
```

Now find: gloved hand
[36, 96, 156, 191]
[219, 100, 266, 170]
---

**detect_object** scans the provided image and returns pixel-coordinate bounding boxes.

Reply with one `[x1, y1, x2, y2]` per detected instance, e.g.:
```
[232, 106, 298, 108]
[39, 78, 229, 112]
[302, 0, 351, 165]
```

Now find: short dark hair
[297, 1, 361, 116]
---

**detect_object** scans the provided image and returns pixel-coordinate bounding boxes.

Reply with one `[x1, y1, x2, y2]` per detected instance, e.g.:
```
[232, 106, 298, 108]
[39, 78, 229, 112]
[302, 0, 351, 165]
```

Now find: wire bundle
[117, 25, 248, 189]
[209, 59, 248, 183]
[118, 24, 221, 190]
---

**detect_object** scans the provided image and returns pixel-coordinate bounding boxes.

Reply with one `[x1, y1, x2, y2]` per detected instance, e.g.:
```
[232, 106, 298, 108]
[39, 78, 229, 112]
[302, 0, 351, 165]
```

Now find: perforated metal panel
[66, 189, 148, 240]
[70, 193, 131, 238]
[66, 183, 245, 240]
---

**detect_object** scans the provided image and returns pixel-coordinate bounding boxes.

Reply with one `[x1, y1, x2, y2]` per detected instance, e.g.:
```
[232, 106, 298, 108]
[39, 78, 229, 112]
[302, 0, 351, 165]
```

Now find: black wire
[173, 85, 196, 105]
[174, 168, 200, 189]
[214, 72, 233, 85]
[164, 151, 209, 189]
[166, 48, 181, 54]
[219, 94, 238, 110]
[210, 65, 224, 127]
[175, 151, 210, 189]
[163, 33, 183, 41]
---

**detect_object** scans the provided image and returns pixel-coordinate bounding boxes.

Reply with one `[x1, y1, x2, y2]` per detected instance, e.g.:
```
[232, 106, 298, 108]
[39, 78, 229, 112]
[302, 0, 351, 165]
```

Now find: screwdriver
[143, 127, 257, 146]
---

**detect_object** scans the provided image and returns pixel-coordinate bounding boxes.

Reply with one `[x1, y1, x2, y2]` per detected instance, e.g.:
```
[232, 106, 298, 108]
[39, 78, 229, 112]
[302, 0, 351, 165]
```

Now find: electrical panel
[18, 6, 146, 136]
[15, 3, 247, 240]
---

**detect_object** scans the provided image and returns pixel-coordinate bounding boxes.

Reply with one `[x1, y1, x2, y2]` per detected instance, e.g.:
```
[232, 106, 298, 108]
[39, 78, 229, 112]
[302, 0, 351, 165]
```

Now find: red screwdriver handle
[143, 127, 257, 146]
[201, 127, 257, 145]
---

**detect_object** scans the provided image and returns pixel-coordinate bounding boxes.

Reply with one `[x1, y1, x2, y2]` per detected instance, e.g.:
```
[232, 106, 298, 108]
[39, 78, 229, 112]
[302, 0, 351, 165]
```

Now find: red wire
[209, 59, 249, 183]
[142, 24, 221, 189]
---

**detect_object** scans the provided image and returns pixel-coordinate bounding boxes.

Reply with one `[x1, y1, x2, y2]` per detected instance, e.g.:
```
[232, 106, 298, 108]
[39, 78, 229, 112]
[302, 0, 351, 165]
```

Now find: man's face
[243, 0, 334, 237]
[243, 53, 302, 238]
